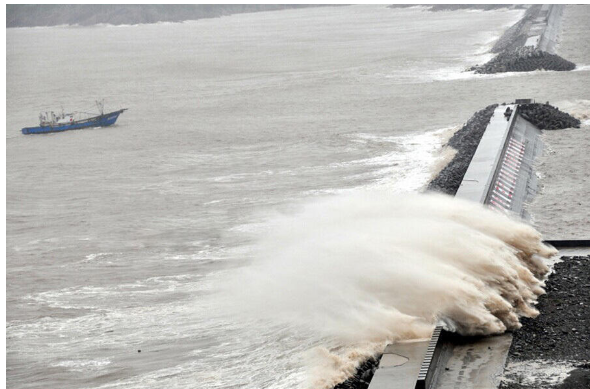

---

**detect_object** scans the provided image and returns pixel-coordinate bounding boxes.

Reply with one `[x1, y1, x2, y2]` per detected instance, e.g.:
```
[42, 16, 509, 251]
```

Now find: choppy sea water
[6, 5, 590, 389]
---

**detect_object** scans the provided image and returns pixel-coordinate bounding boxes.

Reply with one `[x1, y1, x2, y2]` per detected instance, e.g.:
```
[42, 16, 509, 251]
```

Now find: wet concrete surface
[368, 340, 430, 389]
[454, 104, 517, 204]
[433, 333, 513, 389]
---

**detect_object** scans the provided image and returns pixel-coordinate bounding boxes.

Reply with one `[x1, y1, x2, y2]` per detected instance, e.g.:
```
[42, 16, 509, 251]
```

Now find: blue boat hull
[22, 109, 126, 135]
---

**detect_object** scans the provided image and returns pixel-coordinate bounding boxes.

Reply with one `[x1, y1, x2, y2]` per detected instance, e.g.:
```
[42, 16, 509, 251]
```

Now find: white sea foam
[22, 273, 204, 312]
[229, 127, 455, 236]
[52, 358, 112, 371]
[573, 64, 590, 71]
[502, 359, 577, 387]
[83, 252, 113, 262]
[428, 67, 534, 82]
[332, 127, 454, 192]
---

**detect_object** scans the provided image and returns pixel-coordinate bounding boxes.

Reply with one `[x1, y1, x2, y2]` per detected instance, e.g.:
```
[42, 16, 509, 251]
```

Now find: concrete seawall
[455, 104, 519, 205]
[525, 4, 564, 52]
[456, 105, 543, 220]
[517, 4, 564, 52]
[537, 5, 565, 53]
[367, 103, 545, 389]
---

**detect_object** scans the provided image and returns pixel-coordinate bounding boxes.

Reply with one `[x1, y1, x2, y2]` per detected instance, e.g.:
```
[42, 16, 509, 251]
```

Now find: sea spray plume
[307, 343, 385, 389]
[221, 191, 555, 387]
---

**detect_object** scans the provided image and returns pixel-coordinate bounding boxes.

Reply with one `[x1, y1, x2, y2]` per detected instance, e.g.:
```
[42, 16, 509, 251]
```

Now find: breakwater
[333, 101, 580, 389]
[491, 5, 541, 54]
[429, 102, 579, 196]
[473, 5, 576, 74]
[471, 46, 575, 74]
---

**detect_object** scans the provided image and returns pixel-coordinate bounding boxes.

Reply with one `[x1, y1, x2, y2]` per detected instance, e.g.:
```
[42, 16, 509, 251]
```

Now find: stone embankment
[428, 102, 579, 195]
[472, 5, 576, 74]
[427, 105, 498, 195]
[471, 46, 575, 74]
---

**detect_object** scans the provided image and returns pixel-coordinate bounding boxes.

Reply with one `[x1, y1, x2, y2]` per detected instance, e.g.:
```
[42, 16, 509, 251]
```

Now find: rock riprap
[519, 103, 581, 130]
[471, 47, 576, 74]
[428, 104, 498, 195]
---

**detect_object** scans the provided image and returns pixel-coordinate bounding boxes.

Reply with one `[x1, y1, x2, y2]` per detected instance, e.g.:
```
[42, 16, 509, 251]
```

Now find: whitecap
[52, 358, 111, 371]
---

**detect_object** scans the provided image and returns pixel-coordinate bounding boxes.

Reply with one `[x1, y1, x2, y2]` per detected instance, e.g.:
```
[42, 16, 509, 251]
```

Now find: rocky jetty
[501, 255, 590, 389]
[472, 5, 577, 74]
[491, 5, 541, 53]
[471, 47, 576, 74]
[427, 105, 498, 195]
[519, 103, 581, 130]
[428, 102, 580, 195]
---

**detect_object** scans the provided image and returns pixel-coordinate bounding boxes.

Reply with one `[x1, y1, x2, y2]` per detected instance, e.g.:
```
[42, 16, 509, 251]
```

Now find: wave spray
[223, 190, 556, 388]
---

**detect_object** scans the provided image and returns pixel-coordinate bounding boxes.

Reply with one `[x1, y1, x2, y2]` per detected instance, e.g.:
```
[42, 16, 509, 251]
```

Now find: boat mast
[96, 99, 105, 115]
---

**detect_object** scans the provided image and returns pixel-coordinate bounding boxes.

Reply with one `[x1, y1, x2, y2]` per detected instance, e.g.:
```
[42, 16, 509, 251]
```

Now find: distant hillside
[388, 4, 524, 12]
[6, 4, 327, 28]
[429, 4, 525, 12]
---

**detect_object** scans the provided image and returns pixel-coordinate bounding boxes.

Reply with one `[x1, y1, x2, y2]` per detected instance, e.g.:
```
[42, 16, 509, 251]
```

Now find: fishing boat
[21, 100, 127, 135]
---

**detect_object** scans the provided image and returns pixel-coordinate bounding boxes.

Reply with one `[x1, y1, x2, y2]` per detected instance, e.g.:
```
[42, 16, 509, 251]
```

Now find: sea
[6, 5, 590, 389]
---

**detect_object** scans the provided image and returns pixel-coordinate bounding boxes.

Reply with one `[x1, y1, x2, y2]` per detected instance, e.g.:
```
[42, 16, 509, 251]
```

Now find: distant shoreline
[6, 4, 335, 29]
[388, 4, 525, 12]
